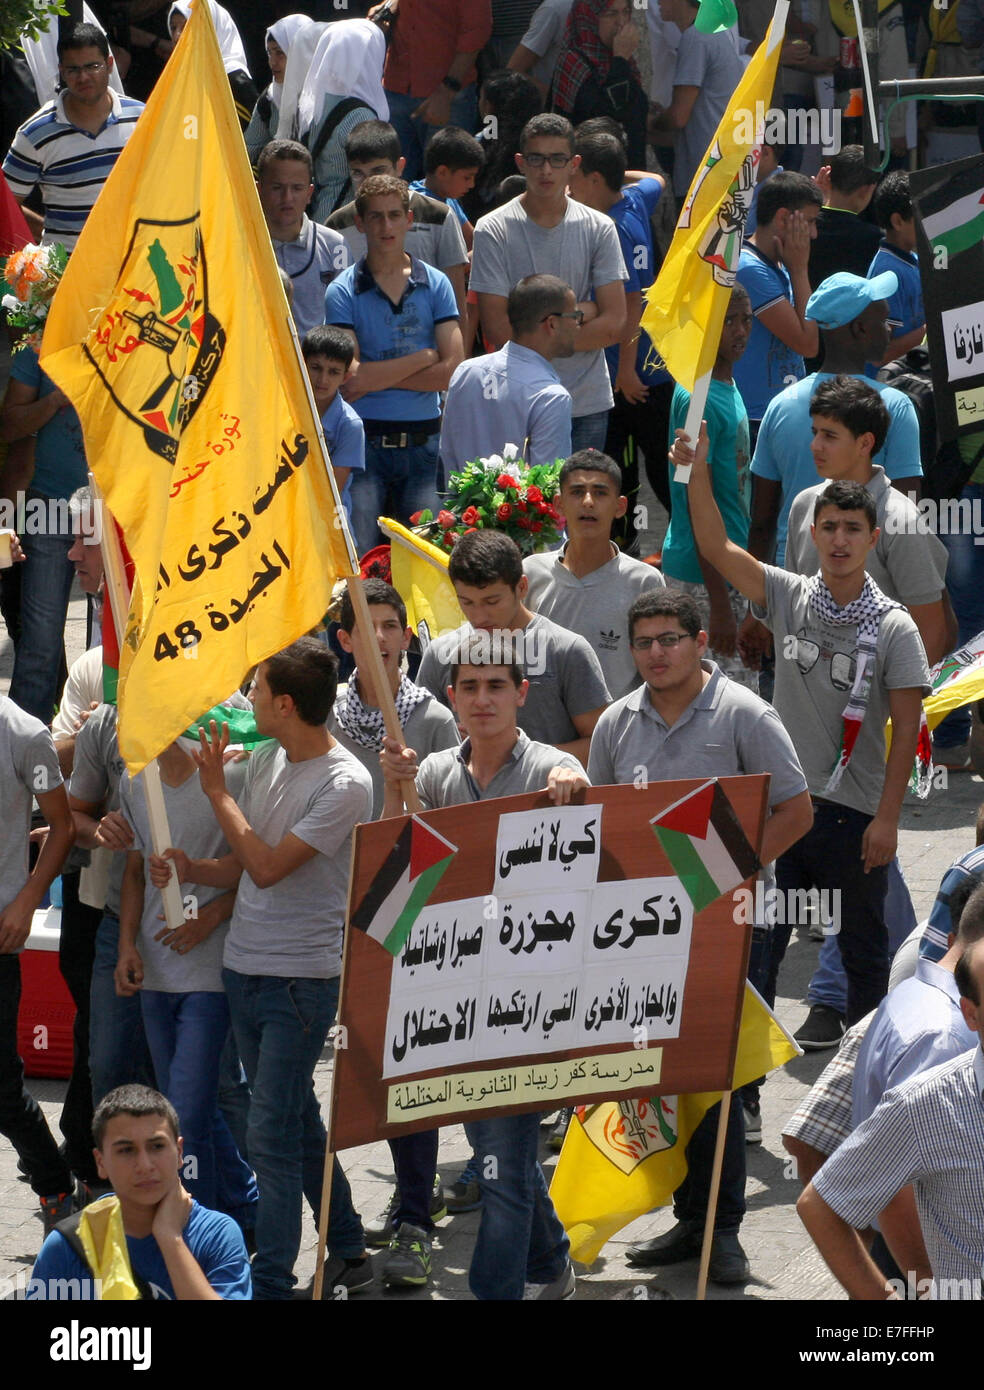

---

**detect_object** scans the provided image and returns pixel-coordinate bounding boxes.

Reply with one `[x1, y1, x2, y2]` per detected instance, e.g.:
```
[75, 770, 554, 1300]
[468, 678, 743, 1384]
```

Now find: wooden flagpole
[695, 1089, 733, 1301]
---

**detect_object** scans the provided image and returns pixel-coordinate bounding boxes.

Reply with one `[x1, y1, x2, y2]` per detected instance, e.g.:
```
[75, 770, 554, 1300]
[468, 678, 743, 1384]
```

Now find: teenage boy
[256, 139, 350, 337]
[470, 113, 627, 454]
[662, 283, 757, 689]
[678, 429, 930, 1026]
[524, 450, 664, 699]
[867, 171, 925, 364]
[149, 639, 373, 1300]
[734, 170, 823, 436]
[380, 631, 588, 1300]
[324, 174, 464, 558]
[300, 325, 365, 518]
[568, 127, 668, 543]
[0, 695, 77, 1231]
[326, 121, 469, 317]
[418, 529, 611, 766]
[439, 273, 575, 477]
[410, 125, 485, 252]
[590, 590, 812, 1281]
[808, 145, 882, 292]
[30, 1085, 252, 1299]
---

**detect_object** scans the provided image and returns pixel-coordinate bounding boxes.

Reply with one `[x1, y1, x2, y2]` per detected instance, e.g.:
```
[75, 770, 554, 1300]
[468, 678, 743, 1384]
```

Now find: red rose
[530, 521, 543, 533]
[462, 505, 480, 526]
[437, 509, 456, 528]
[536, 500, 551, 514]
[496, 503, 512, 521]
[464, 526, 478, 534]
[515, 514, 530, 528]
[526, 485, 543, 504]
[409, 511, 423, 525]
[496, 473, 517, 490]
[517, 500, 528, 513]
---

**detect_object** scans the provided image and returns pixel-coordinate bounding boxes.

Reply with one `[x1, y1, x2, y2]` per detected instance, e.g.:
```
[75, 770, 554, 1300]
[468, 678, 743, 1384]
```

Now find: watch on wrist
[442, 75, 462, 93]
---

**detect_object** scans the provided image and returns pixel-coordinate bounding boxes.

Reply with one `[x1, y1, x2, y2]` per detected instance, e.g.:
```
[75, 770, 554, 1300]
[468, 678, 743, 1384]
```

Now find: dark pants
[0, 955, 74, 1198]
[605, 380, 675, 537]
[389, 1128, 439, 1232]
[57, 871, 102, 1182]
[673, 1094, 746, 1232]
[770, 803, 890, 1025]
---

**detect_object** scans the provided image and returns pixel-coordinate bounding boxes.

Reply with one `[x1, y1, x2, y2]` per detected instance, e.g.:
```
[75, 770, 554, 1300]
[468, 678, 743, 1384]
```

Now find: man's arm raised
[673, 422, 768, 609]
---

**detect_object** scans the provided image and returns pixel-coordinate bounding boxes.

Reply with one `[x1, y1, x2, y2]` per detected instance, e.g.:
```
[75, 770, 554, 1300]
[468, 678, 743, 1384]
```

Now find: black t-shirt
[808, 207, 883, 291]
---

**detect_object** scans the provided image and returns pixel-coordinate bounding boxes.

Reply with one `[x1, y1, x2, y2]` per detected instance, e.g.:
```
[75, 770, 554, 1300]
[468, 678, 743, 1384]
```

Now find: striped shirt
[2, 89, 144, 249]
[813, 1047, 984, 1298]
[781, 1014, 873, 1159]
[921, 846, 984, 963]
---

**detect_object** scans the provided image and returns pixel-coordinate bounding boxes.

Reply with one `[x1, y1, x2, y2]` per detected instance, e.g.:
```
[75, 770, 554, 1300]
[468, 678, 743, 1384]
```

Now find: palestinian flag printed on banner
[920, 178, 984, 263]
[350, 815, 457, 956]
[651, 779, 759, 915]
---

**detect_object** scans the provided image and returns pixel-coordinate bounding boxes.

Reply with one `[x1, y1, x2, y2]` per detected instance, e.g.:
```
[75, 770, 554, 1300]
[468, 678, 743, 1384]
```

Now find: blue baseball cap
[805, 271, 899, 330]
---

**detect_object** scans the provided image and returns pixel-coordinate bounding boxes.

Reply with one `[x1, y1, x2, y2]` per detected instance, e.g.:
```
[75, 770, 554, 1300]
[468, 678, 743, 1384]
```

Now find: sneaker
[445, 1156, 481, 1214]
[291, 1256, 375, 1300]
[40, 1192, 74, 1235]
[382, 1223, 431, 1288]
[547, 1108, 572, 1153]
[429, 1172, 447, 1224]
[74, 1176, 112, 1209]
[794, 1004, 845, 1051]
[365, 1189, 400, 1248]
[808, 921, 825, 942]
[743, 1101, 762, 1144]
[523, 1261, 576, 1300]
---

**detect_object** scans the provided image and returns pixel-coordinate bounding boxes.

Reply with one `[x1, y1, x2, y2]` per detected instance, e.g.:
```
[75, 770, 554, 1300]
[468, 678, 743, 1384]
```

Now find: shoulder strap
[308, 98, 372, 167]
[54, 1210, 153, 1300]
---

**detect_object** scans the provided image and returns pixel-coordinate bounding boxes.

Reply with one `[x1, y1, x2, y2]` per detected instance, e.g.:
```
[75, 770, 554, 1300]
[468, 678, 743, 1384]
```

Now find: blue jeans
[223, 969, 364, 1299]
[673, 1095, 746, 1232]
[349, 434, 440, 558]
[808, 857, 916, 1015]
[89, 912, 155, 1105]
[217, 1028, 250, 1161]
[8, 494, 75, 723]
[936, 482, 984, 747]
[570, 410, 610, 454]
[389, 1128, 439, 1232]
[463, 1112, 569, 1300]
[139, 990, 257, 1224]
[385, 87, 479, 182]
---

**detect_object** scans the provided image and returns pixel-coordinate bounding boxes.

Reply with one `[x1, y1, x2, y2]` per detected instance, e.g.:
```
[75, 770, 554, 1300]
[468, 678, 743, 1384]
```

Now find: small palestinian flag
[651, 780, 759, 915]
[351, 815, 457, 956]
[919, 171, 984, 262]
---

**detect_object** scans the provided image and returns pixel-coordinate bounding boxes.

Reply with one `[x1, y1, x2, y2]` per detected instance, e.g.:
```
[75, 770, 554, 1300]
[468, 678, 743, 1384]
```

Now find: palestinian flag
[651, 779, 759, 915]
[919, 173, 984, 262]
[184, 702, 272, 748]
[102, 518, 135, 704]
[351, 815, 457, 956]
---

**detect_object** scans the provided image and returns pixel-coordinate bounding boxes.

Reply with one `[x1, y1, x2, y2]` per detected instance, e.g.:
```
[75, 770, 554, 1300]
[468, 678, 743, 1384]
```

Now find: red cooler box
[17, 906, 76, 1079]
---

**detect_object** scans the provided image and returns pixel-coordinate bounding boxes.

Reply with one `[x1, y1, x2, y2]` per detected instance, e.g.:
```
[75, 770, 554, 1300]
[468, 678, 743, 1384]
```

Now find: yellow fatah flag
[379, 518, 464, 642]
[41, 0, 355, 773]
[549, 984, 799, 1265]
[76, 1195, 142, 1300]
[640, 2, 789, 394]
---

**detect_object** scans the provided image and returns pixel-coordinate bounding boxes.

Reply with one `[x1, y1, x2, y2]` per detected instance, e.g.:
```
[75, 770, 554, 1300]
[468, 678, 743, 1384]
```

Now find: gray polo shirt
[417, 612, 612, 746]
[758, 566, 930, 817]
[416, 729, 586, 808]
[784, 465, 948, 607]
[68, 704, 126, 917]
[332, 680, 460, 819]
[524, 545, 665, 699]
[0, 697, 63, 921]
[587, 659, 807, 808]
[271, 214, 350, 337]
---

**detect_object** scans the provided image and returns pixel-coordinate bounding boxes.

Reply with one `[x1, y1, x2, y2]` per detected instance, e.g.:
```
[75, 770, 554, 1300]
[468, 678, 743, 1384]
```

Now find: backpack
[307, 98, 374, 216]
[55, 1208, 153, 1300]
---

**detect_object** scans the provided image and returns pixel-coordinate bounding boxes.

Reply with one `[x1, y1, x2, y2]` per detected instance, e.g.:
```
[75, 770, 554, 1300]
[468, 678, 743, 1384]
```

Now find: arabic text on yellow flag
[41, 0, 355, 772]
[549, 984, 798, 1264]
[640, 2, 788, 392]
[379, 518, 465, 642]
[76, 1195, 142, 1300]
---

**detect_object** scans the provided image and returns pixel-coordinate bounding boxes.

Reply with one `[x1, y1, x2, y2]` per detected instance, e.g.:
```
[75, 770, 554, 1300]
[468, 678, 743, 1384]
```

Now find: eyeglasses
[542, 310, 585, 326]
[629, 633, 694, 650]
[521, 153, 572, 168]
[62, 61, 106, 76]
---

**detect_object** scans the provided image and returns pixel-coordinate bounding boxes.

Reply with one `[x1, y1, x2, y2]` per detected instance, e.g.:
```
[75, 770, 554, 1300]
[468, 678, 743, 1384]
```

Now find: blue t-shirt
[866, 242, 924, 375]
[324, 256, 459, 423]
[605, 177, 667, 386]
[663, 378, 750, 584]
[9, 346, 86, 500]
[29, 1199, 252, 1300]
[320, 388, 365, 521]
[734, 243, 805, 421]
[408, 179, 468, 227]
[745, 166, 784, 239]
[751, 371, 923, 564]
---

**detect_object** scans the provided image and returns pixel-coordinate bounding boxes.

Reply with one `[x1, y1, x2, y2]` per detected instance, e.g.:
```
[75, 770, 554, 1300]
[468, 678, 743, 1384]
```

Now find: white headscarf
[297, 19, 388, 140]
[264, 13, 314, 110]
[275, 20, 329, 139]
[22, 2, 125, 104]
[168, 1, 251, 77]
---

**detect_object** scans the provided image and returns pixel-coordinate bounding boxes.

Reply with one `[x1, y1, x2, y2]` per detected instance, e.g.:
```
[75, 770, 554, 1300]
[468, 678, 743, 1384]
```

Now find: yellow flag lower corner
[76, 1194, 142, 1300]
[379, 518, 465, 640]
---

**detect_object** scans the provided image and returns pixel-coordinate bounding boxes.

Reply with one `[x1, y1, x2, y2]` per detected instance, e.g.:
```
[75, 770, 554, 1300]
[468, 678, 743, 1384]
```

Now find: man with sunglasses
[470, 113, 627, 454]
[587, 589, 813, 1285]
[3, 22, 143, 250]
[438, 273, 576, 476]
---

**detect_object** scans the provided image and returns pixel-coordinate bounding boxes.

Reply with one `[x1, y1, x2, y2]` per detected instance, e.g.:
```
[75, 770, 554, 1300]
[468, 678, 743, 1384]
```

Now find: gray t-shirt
[326, 189, 468, 274]
[0, 697, 63, 920]
[759, 566, 931, 816]
[118, 760, 248, 994]
[223, 740, 372, 980]
[784, 466, 948, 608]
[469, 196, 627, 417]
[671, 26, 746, 197]
[417, 613, 612, 746]
[520, 0, 575, 87]
[331, 680, 460, 819]
[587, 659, 807, 806]
[416, 729, 586, 808]
[524, 545, 665, 699]
[68, 704, 126, 917]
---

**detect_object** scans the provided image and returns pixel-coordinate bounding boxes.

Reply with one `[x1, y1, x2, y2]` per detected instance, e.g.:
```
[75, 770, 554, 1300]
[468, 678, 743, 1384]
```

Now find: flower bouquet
[1, 241, 68, 354]
[411, 445, 565, 555]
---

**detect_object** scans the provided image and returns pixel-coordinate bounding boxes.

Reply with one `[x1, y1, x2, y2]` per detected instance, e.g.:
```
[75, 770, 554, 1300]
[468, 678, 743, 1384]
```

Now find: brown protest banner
[329, 776, 768, 1152]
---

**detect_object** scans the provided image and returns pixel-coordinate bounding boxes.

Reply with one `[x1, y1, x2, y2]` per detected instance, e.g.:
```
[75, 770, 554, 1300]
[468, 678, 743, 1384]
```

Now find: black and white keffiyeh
[334, 673, 428, 750]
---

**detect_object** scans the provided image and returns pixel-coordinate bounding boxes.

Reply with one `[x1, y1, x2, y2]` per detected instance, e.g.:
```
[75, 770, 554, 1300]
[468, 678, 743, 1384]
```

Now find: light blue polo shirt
[320, 388, 365, 521]
[324, 255, 459, 423]
[9, 346, 86, 499]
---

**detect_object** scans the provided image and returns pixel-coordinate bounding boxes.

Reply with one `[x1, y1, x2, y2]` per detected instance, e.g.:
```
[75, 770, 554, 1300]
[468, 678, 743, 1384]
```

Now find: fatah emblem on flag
[351, 816, 458, 956]
[651, 780, 759, 914]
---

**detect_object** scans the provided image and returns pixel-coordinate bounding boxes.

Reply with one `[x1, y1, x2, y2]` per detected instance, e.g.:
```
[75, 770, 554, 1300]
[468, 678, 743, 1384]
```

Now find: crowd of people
[3, 0, 984, 1304]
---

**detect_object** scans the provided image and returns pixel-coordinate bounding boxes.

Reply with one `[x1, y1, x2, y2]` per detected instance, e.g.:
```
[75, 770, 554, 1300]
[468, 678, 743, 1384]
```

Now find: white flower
[483, 453, 504, 472]
[500, 459, 522, 483]
[502, 442, 520, 461]
[1, 294, 19, 312]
